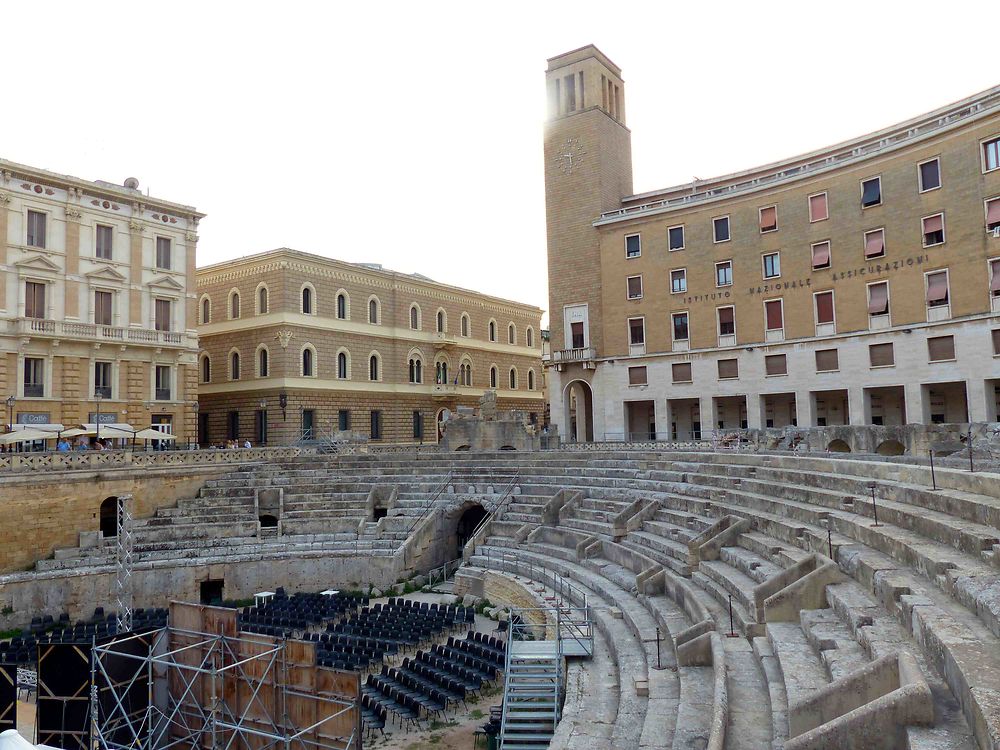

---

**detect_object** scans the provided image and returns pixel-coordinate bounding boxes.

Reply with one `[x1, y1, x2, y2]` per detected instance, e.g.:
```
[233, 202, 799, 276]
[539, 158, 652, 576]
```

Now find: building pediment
[84, 265, 128, 283]
[148, 274, 185, 291]
[14, 254, 61, 273]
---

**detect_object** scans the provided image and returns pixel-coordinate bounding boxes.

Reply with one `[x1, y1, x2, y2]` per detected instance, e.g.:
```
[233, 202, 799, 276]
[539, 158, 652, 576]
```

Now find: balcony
[432, 383, 458, 400]
[433, 332, 457, 349]
[9, 318, 190, 347]
[551, 347, 597, 364]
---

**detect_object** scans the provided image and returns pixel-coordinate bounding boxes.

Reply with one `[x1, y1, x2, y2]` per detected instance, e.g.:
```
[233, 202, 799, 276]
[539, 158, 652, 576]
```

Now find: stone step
[723, 636, 773, 750]
[765, 622, 829, 710]
[798, 608, 870, 681]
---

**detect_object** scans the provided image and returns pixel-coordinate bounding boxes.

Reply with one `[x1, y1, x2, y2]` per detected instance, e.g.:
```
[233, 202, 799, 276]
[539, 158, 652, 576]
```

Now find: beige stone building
[0, 160, 203, 441]
[545, 45, 1000, 441]
[196, 249, 544, 445]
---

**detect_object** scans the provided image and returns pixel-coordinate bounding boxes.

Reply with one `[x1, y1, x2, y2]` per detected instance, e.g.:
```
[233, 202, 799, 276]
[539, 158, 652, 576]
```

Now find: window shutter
[993, 329, 1000, 356]
[869, 343, 894, 367]
[815, 349, 839, 372]
[628, 366, 647, 385]
[809, 193, 828, 221]
[925, 272, 949, 304]
[923, 214, 943, 234]
[627, 276, 642, 298]
[868, 283, 889, 314]
[671, 362, 692, 383]
[629, 319, 645, 344]
[862, 179, 880, 206]
[865, 230, 885, 258]
[815, 292, 834, 324]
[927, 335, 955, 362]
[987, 199, 1000, 225]
[717, 359, 738, 379]
[811, 242, 831, 268]
[764, 354, 786, 376]
[765, 300, 783, 330]
[718, 307, 734, 326]
[991, 261, 1000, 293]
[759, 206, 777, 231]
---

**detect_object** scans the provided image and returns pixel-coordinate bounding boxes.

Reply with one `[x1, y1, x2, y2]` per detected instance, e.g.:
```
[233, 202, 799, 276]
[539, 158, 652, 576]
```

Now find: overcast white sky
[5, 1, 996, 326]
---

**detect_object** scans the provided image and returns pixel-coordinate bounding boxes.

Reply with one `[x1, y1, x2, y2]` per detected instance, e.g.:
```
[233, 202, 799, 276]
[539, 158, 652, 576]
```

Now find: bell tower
[544, 45, 633, 359]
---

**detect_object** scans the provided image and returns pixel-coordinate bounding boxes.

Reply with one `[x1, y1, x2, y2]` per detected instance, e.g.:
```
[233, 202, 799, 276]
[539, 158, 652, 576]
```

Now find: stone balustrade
[0, 446, 310, 474]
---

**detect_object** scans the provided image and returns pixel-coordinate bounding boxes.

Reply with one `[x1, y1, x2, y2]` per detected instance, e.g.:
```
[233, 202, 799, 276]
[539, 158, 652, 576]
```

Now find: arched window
[258, 347, 269, 377]
[301, 285, 314, 315]
[508, 323, 516, 345]
[488, 320, 496, 342]
[200, 296, 211, 324]
[230, 351, 241, 380]
[100, 497, 118, 538]
[527, 369, 535, 390]
[435, 361, 448, 384]
[461, 313, 470, 337]
[368, 297, 379, 324]
[369, 353, 380, 381]
[200, 354, 211, 384]
[436, 309, 445, 333]
[460, 362, 472, 386]
[336, 292, 347, 320]
[337, 351, 348, 379]
[257, 285, 269, 314]
[410, 304, 420, 330]
[527, 327, 534, 348]
[409, 356, 422, 384]
[302, 346, 314, 377]
[229, 290, 241, 319]
[490, 366, 498, 389]
[509, 368, 517, 389]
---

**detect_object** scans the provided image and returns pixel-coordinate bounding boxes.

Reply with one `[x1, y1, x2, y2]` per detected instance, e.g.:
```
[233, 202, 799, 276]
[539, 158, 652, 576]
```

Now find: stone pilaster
[0, 190, 9, 311]
[129, 218, 144, 326]
[64, 201, 83, 320]
[185, 229, 198, 331]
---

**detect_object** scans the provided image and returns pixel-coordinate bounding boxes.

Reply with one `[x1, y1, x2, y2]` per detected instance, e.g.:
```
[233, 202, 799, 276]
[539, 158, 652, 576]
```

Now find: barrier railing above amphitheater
[0, 446, 309, 474]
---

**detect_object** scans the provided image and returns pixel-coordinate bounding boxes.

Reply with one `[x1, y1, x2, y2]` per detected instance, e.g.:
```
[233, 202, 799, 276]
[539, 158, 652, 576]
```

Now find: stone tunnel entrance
[455, 503, 489, 560]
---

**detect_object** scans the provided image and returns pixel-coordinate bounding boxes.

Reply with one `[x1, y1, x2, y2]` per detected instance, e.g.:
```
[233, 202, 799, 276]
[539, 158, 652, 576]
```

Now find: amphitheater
[2, 432, 1000, 750]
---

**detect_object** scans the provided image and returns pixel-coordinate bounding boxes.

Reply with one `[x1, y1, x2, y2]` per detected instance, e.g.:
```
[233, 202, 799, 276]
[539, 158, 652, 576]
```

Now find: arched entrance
[455, 503, 488, 559]
[436, 408, 450, 442]
[564, 380, 595, 443]
[100, 497, 118, 538]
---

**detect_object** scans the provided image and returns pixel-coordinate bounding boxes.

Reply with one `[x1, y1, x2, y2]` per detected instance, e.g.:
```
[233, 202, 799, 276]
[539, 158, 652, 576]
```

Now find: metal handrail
[464, 471, 520, 558]
[405, 470, 454, 535]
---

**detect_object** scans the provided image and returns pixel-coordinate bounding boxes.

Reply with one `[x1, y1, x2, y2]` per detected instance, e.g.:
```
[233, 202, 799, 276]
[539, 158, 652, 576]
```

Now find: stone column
[966, 379, 989, 423]
[904, 382, 929, 425]
[64, 200, 82, 321]
[746, 394, 764, 429]
[185, 228, 198, 332]
[795, 390, 816, 427]
[0, 189, 9, 312]
[847, 388, 866, 426]
[698, 395, 714, 438]
[129, 217, 144, 326]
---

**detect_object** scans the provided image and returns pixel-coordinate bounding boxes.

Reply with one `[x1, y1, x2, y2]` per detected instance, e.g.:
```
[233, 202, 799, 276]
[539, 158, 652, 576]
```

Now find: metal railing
[426, 557, 464, 588]
[404, 470, 455, 536]
[481, 546, 589, 613]
[462, 471, 520, 559]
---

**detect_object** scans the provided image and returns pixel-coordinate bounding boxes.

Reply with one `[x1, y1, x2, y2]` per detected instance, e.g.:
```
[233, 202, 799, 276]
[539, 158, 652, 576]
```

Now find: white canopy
[4, 423, 65, 432]
[81, 423, 135, 432]
[131, 428, 177, 441]
[0, 428, 54, 445]
[0, 729, 59, 750]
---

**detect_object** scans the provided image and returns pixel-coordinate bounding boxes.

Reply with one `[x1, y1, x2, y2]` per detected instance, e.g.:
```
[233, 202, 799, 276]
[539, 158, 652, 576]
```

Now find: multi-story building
[195, 249, 544, 445]
[0, 160, 203, 441]
[544, 45, 1000, 442]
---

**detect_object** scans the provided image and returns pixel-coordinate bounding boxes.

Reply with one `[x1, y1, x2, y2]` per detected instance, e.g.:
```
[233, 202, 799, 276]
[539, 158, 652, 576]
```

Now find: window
[490, 366, 498, 389]
[94, 290, 112, 326]
[670, 268, 687, 294]
[437, 310, 445, 333]
[302, 347, 314, 377]
[994, 329, 1000, 356]
[461, 314, 470, 337]
[96, 225, 113, 259]
[230, 291, 241, 319]
[765, 354, 787, 376]
[23, 357, 44, 397]
[154, 299, 171, 331]
[527, 328, 534, 347]
[715, 261, 732, 287]
[226, 411, 239, 441]
[94, 362, 112, 398]
[412, 411, 424, 440]
[815, 349, 839, 372]
[338, 351, 348, 379]
[671, 362, 692, 383]
[864, 228, 885, 259]
[868, 282, 890, 317]
[759, 205, 777, 233]
[527, 369, 535, 390]
[258, 286, 268, 314]
[435, 359, 449, 386]
[370, 410, 382, 440]
[869, 343, 894, 367]
[627, 275, 643, 299]
[508, 323, 515, 344]
[718, 359, 738, 379]
[983, 136, 1000, 173]
[918, 158, 941, 192]
[861, 177, 882, 208]
[625, 233, 641, 259]
[814, 291, 835, 326]
[671, 312, 689, 342]
[201, 355, 211, 383]
[201, 297, 211, 324]
[489, 320, 497, 341]
[925, 270, 949, 307]
[155, 237, 171, 269]
[230, 351, 241, 380]
[717, 306, 735, 336]
[571, 322, 585, 349]
[668, 225, 685, 251]
[628, 317, 645, 345]
[713, 216, 730, 243]
[337, 293, 347, 320]
[765, 299, 783, 331]
[509, 368, 517, 389]
[628, 366, 647, 386]
[991, 259, 1000, 297]
[808, 193, 828, 223]
[367, 297, 377, 323]
[460, 362, 472, 386]
[409, 356, 422, 383]
[26, 210, 46, 248]
[811, 241, 831, 270]
[303, 286, 314, 315]
[762, 252, 780, 279]
[409, 305, 420, 330]
[986, 198, 1000, 233]
[25, 281, 45, 319]
[922, 214, 945, 246]
[369, 354, 379, 381]
[338, 410, 350, 432]
[258, 348, 269, 377]
[155, 365, 172, 400]
[928, 335, 956, 362]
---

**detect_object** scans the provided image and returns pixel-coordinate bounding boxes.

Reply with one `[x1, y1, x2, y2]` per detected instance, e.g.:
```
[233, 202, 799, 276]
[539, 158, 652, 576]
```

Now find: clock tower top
[545, 44, 626, 125]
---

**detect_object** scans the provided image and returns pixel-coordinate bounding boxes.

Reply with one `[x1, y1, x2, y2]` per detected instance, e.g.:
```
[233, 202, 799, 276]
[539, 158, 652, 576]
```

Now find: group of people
[56, 437, 116, 452]
[213, 439, 252, 449]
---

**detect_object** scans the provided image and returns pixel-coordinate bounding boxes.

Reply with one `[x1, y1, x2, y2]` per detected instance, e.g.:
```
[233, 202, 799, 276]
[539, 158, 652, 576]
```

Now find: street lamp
[94, 391, 104, 445]
[866, 481, 880, 527]
[258, 399, 267, 446]
[5, 395, 15, 434]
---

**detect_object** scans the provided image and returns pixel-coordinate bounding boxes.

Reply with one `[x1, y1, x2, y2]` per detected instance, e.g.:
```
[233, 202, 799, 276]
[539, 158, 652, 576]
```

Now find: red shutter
[815, 292, 834, 324]
[765, 300, 783, 330]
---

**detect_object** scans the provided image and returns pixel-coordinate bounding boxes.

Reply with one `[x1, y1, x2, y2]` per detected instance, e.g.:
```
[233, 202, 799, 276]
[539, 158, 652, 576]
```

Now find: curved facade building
[544, 45, 1000, 442]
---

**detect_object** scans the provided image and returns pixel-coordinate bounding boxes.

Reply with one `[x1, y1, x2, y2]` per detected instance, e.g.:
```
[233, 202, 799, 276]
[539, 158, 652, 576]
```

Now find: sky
[4, 1, 996, 326]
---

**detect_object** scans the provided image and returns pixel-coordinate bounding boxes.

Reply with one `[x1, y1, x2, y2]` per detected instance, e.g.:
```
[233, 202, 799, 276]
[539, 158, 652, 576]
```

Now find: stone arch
[436, 307, 447, 334]
[367, 295, 380, 324]
[454, 444, 471, 451]
[228, 288, 241, 319]
[826, 439, 851, 453]
[255, 282, 269, 315]
[100, 496, 118, 538]
[450, 501, 489, 560]
[259, 514, 278, 528]
[199, 294, 212, 324]
[876, 439, 906, 456]
[500, 445, 516, 451]
[563, 379, 595, 443]
[335, 288, 350, 320]
[301, 283, 317, 315]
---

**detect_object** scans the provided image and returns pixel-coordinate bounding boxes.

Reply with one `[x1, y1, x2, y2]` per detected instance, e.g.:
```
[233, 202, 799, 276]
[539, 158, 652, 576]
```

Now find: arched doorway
[564, 380, 595, 443]
[436, 408, 450, 442]
[455, 503, 489, 559]
[100, 497, 118, 538]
